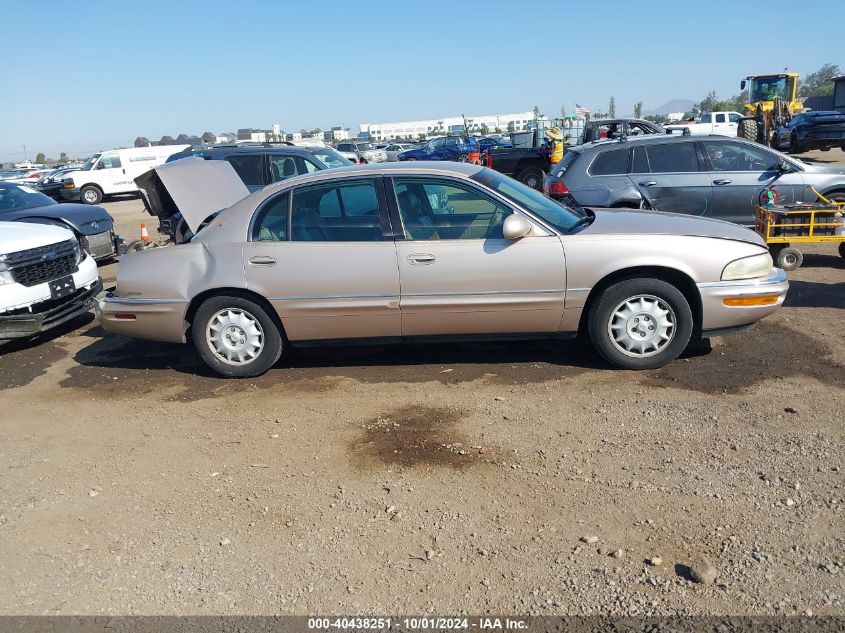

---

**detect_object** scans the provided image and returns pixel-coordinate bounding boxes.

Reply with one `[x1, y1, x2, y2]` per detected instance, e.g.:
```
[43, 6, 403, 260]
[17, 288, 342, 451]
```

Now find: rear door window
[631, 147, 649, 173]
[589, 148, 630, 175]
[225, 154, 265, 187]
[645, 143, 700, 173]
[290, 179, 383, 241]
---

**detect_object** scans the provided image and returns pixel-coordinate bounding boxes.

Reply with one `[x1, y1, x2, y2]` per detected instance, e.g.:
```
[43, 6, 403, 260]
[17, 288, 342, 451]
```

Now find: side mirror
[502, 214, 532, 240]
[740, 80, 747, 90]
[778, 160, 792, 173]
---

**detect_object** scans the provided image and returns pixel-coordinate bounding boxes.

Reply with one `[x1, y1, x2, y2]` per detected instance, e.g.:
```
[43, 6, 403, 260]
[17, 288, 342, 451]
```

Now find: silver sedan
[97, 162, 788, 377]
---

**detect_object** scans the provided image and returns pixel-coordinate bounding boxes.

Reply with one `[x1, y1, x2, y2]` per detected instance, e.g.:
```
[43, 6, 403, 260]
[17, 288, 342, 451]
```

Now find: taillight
[485, 153, 493, 168]
[546, 180, 570, 196]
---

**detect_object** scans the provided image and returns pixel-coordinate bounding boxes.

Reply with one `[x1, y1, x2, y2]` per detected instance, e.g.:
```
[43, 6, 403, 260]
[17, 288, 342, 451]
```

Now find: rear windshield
[471, 169, 581, 233]
[550, 151, 579, 176]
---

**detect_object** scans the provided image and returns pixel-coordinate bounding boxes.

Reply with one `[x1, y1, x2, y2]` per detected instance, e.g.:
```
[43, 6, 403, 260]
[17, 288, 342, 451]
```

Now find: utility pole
[23, 145, 27, 161]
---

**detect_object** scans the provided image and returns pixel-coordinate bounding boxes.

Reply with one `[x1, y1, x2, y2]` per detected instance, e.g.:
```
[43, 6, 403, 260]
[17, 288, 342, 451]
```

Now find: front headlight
[0, 254, 12, 286]
[721, 252, 773, 280]
[73, 240, 83, 264]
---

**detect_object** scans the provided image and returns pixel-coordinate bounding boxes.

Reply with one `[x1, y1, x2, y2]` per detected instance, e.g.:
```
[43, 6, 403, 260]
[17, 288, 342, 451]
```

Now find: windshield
[356, 143, 375, 151]
[81, 154, 101, 170]
[471, 169, 581, 232]
[749, 76, 793, 102]
[309, 148, 352, 168]
[0, 183, 57, 212]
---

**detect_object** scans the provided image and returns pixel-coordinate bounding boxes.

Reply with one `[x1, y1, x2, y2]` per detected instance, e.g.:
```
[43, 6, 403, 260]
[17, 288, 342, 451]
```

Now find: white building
[360, 112, 540, 141]
[323, 127, 350, 142]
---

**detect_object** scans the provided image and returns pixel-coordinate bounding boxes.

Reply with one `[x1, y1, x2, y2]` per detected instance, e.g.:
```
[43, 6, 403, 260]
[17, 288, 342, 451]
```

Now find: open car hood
[134, 157, 249, 233]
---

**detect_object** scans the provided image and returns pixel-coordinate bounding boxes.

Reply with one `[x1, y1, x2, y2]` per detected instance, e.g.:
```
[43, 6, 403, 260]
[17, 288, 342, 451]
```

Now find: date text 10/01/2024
[307, 618, 528, 630]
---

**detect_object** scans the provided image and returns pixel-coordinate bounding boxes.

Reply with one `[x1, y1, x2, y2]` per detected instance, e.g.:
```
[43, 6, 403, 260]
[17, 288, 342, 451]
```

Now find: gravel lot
[0, 150, 843, 616]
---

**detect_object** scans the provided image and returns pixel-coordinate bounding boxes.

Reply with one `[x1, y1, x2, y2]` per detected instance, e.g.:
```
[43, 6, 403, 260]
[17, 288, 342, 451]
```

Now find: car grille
[5, 239, 79, 287]
[83, 231, 115, 259]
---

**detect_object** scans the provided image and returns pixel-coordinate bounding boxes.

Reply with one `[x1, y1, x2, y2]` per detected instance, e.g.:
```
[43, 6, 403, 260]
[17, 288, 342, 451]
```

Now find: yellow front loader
[737, 73, 803, 147]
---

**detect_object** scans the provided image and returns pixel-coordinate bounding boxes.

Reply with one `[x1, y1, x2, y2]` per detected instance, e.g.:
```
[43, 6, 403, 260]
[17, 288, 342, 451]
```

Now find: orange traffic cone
[140, 223, 152, 244]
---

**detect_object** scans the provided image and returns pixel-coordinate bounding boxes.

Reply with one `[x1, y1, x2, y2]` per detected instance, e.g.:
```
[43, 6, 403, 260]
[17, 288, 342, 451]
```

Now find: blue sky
[0, 0, 839, 161]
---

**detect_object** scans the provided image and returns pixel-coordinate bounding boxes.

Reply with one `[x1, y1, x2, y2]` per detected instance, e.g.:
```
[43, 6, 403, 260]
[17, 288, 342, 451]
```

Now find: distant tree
[479, 123, 489, 135]
[35, 152, 46, 164]
[507, 121, 515, 133]
[608, 96, 616, 118]
[798, 63, 841, 97]
[494, 127, 502, 134]
[633, 101, 643, 118]
[645, 114, 669, 124]
[532, 105, 541, 121]
[59, 152, 68, 162]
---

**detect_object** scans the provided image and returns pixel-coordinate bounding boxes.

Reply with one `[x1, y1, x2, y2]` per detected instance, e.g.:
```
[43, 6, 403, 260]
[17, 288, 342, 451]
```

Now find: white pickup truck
[665, 111, 743, 136]
[0, 222, 101, 340]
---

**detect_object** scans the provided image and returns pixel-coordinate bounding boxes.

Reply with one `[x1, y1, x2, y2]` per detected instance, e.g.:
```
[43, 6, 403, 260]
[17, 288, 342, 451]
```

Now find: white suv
[0, 222, 101, 340]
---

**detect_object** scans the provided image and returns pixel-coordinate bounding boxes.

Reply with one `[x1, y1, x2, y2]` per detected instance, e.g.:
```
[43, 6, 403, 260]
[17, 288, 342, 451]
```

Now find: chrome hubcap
[206, 309, 264, 365]
[84, 190, 97, 202]
[608, 294, 675, 358]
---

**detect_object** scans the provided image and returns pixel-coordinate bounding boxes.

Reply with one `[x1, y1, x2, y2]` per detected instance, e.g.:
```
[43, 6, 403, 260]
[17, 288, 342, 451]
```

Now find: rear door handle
[713, 179, 732, 185]
[638, 181, 657, 187]
[407, 253, 436, 265]
[249, 256, 277, 267]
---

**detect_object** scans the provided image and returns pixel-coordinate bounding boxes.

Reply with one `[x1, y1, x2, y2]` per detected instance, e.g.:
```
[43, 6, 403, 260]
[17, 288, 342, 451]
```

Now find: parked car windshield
[0, 183, 57, 211]
[356, 143, 375, 151]
[308, 148, 353, 168]
[80, 154, 101, 170]
[471, 169, 581, 232]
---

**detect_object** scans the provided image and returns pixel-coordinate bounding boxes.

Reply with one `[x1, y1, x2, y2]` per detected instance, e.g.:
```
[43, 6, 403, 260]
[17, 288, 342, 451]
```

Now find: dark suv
[160, 145, 351, 241]
[543, 135, 845, 226]
[166, 145, 351, 193]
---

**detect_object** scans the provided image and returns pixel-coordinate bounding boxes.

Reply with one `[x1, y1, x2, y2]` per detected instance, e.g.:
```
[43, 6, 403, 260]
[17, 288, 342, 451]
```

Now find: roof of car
[172, 146, 326, 158]
[572, 133, 739, 153]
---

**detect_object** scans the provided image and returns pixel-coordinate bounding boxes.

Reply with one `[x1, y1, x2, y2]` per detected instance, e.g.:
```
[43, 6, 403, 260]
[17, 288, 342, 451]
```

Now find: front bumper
[0, 278, 102, 339]
[96, 293, 189, 344]
[697, 268, 789, 333]
[59, 186, 81, 201]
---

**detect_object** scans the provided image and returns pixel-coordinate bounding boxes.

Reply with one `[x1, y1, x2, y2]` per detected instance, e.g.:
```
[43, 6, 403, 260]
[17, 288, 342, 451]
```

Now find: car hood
[582, 208, 766, 247]
[399, 149, 426, 159]
[2, 202, 113, 235]
[134, 157, 250, 233]
[801, 161, 845, 176]
[0, 220, 75, 253]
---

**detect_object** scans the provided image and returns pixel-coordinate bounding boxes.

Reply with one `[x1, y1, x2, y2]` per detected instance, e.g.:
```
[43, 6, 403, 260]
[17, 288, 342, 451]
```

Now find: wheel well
[820, 188, 845, 200]
[185, 287, 287, 341]
[79, 183, 103, 192]
[577, 266, 703, 337]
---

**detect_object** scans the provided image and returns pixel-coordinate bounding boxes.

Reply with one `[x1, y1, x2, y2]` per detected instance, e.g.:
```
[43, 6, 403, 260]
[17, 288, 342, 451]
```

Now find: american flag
[575, 103, 590, 116]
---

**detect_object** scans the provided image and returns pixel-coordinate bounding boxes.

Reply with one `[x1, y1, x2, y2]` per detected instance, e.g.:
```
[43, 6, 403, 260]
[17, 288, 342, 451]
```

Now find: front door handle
[713, 179, 732, 185]
[249, 255, 277, 267]
[638, 181, 657, 187]
[407, 253, 436, 265]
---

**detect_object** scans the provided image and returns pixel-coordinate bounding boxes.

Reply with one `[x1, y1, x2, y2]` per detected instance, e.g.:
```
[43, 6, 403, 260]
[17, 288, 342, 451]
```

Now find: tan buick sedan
[97, 161, 788, 377]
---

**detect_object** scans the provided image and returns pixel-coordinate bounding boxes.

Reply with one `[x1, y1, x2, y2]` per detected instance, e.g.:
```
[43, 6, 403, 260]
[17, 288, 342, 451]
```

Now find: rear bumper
[0, 278, 102, 339]
[96, 294, 189, 343]
[697, 268, 789, 332]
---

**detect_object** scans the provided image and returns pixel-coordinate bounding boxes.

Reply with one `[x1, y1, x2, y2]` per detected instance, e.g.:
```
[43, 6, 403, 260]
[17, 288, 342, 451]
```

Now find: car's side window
[703, 141, 780, 172]
[225, 155, 265, 186]
[252, 192, 289, 242]
[728, 113, 742, 123]
[98, 155, 122, 169]
[645, 143, 699, 173]
[715, 113, 727, 123]
[429, 138, 445, 149]
[290, 180, 382, 242]
[393, 178, 512, 241]
[631, 147, 649, 173]
[589, 148, 630, 176]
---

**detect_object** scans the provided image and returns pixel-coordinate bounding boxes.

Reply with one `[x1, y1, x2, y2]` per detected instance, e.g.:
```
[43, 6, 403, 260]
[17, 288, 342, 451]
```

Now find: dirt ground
[0, 150, 843, 616]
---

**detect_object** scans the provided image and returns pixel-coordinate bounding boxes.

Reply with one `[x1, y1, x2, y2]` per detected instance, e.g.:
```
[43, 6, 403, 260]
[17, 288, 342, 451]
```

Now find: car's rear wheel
[457, 153, 469, 162]
[80, 185, 102, 205]
[404, 157, 418, 161]
[192, 295, 282, 378]
[789, 132, 801, 154]
[517, 167, 545, 190]
[588, 278, 693, 370]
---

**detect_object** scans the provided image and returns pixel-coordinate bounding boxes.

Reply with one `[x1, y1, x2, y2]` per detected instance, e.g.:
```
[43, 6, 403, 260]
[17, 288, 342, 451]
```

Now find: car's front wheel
[588, 278, 693, 369]
[192, 294, 283, 378]
[80, 185, 103, 205]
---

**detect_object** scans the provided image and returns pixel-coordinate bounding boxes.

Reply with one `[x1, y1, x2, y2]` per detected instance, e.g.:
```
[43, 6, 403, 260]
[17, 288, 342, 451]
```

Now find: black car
[773, 111, 845, 154]
[34, 167, 83, 199]
[543, 134, 845, 226]
[158, 145, 352, 242]
[0, 181, 118, 260]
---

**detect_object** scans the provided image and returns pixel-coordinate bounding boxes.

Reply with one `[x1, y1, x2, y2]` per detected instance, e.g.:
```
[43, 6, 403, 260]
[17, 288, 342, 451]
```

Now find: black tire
[80, 185, 102, 205]
[738, 118, 758, 143]
[775, 247, 803, 271]
[457, 153, 469, 163]
[789, 132, 802, 154]
[825, 192, 845, 205]
[839, 242, 845, 259]
[588, 278, 693, 370]
[517, 166, 545, 190]
[122, 239, 147, 254]
[192, 294, 283, 378]
[404, 157, 418, 161]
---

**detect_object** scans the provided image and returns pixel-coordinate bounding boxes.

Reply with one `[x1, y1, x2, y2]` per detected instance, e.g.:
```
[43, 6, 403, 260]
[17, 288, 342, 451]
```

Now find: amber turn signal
[723, 295, 779, 307]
